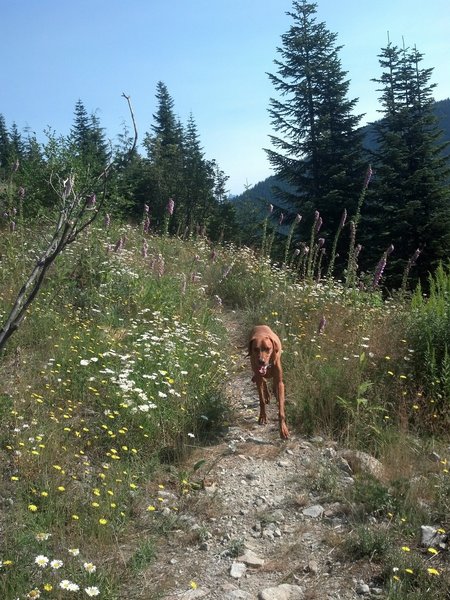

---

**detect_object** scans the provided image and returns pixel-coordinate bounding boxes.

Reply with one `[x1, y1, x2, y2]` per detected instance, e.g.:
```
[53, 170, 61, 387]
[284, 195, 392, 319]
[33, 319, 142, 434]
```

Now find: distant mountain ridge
[232, 98, 450, 208]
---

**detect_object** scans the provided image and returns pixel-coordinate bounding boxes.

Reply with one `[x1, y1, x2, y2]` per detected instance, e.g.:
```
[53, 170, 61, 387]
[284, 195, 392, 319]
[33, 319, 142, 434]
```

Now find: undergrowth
[0, 219, 449, 598]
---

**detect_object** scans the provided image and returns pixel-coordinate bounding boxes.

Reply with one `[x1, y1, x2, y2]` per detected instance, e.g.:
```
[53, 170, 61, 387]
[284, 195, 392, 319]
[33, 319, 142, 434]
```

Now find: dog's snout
[258, 358, 266, 365]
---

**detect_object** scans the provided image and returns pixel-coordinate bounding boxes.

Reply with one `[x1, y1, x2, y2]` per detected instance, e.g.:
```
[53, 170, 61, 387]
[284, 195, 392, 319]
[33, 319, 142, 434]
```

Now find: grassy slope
[0, 220, 449, 598]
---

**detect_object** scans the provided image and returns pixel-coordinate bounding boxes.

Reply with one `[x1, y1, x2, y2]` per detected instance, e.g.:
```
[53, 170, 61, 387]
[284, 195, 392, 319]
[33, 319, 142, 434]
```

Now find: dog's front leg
[254, 376, 269, 424]
[274, 378, 289, 439]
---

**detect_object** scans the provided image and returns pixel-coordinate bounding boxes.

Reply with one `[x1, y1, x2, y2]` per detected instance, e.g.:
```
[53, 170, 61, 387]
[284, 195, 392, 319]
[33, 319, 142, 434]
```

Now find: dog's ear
[247, 338, 255, 357]
[270, 336, 281, 354]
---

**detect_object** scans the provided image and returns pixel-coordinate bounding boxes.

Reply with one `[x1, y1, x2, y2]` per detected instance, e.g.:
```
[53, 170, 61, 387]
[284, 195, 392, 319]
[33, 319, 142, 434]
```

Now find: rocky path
[137, 320, 383, 600]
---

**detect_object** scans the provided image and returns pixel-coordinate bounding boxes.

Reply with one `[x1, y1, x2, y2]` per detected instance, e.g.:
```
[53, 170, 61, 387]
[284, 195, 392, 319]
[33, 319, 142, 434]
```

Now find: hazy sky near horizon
[2, 0, 449, 195]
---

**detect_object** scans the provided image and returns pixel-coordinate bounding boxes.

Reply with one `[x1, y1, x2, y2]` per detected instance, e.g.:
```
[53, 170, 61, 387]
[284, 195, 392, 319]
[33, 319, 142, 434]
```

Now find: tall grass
[407, 263, 450, 430]
[1, 217, 449, 598]
[0, 222, 230, 598]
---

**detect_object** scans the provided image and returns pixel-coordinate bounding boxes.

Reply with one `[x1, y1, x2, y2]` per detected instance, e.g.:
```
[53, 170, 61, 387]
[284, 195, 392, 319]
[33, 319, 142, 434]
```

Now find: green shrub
[407, 263, 450, 425]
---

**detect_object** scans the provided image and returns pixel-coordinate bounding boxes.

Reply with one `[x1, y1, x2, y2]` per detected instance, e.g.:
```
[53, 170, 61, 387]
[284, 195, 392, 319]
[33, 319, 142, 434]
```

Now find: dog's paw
[279, 423, 290, 439]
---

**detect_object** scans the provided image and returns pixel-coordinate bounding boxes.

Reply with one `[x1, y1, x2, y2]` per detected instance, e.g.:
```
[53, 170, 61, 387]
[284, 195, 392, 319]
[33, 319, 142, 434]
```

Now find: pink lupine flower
[315, 217, 323, 233]
[114, 237, 124, 252]
[318, 238, 325, 247]
[156, 254, 165, 277]
[209, 249, 217, 262]
[142, 239, 148, 258]
[104, 213, 111, 228]
[167, 198, 175, 215]
[318, 316, 327, 334]
[144, 204, 149, 213]
[373, 245, 393, 288]
[363, 164, 373, 189]
[143, 216, 150, 234]
[373, 257, 386, 287]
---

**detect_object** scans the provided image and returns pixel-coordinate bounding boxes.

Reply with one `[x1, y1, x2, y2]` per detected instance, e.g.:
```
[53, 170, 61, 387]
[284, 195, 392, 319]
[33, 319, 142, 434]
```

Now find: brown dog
[247, 325, 289, 439]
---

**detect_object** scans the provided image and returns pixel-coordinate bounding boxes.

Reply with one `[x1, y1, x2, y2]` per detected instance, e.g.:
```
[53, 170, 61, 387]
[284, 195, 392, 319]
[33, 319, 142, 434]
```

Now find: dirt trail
[134, 317, 378, 600]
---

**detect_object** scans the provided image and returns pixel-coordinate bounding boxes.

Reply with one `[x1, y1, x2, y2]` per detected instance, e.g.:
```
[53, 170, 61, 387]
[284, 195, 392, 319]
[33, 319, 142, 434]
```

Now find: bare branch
[0, 94, 138, 354]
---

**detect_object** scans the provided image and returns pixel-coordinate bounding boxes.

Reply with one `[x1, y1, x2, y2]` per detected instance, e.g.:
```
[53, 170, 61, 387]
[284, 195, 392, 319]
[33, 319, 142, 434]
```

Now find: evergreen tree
[182, 113, 214, 230]
[19, 132, 50, 215]
[266, 0, 365, 248]
[363, 42, 450, 287]
[109, 122, 147, 217]
[143, 82, 185, 230]
[0, 114, 13, 176]
[70, 100, 108, 173]
[9, 122, 24, 163]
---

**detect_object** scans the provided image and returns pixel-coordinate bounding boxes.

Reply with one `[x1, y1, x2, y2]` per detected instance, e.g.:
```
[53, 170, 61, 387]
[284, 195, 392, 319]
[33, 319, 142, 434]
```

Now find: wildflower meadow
[1, 213, 449, 599]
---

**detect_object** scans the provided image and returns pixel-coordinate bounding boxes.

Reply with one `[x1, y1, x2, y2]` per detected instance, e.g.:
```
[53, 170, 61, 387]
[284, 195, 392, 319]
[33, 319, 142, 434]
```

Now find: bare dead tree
[0, 93, 138, 354]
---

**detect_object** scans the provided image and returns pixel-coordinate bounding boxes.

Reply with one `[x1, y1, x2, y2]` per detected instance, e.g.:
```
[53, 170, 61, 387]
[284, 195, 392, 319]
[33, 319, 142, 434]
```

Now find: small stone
[230, 562, 247, 579]
[258, 583, 304, 600]
[305, 559, 319, 574]
[310, 436, 324, 444]
[356, 582, 370, 595]
[302, 504, 324, 518]
[246, 435, 273, 445]
[181, 589, 210, 599]
[237, 549, 265, 567]
[324, 447, 337, 459]
[337, 457, 353, 475]
[273, 528, 282, 537]
[420, 525, 445, 547]
[270, 509, 285, 522]
[224, 591, 253, 600]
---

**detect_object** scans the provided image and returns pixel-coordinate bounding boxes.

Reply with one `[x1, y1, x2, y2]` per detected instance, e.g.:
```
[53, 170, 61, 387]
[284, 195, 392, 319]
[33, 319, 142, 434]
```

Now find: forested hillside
[233, 97, 450, 205]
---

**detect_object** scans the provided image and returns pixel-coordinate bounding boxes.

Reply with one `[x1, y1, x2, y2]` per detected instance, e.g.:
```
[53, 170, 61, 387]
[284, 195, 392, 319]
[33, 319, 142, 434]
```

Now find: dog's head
[248, 334, 280, 375]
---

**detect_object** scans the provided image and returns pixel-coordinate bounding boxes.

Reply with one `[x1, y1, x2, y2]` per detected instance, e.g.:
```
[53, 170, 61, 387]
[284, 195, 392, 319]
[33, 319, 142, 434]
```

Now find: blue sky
[2, 0, 449, 195]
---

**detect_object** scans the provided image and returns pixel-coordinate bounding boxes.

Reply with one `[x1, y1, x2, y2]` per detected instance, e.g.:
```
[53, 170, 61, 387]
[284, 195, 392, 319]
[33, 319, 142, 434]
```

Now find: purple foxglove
[167, 198, 175, 215]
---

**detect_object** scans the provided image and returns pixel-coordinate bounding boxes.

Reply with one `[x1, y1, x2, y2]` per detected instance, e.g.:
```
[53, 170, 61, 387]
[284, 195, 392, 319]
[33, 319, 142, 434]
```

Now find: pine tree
[0, 114, 13, 176]
[70, 100, 108, 173]
[266, 0, 365, 247]
[363, 42, 450, 287]
[182, 113, 214, 230]
[143, 82, 185, 231]
[9, 122, 24, 163]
